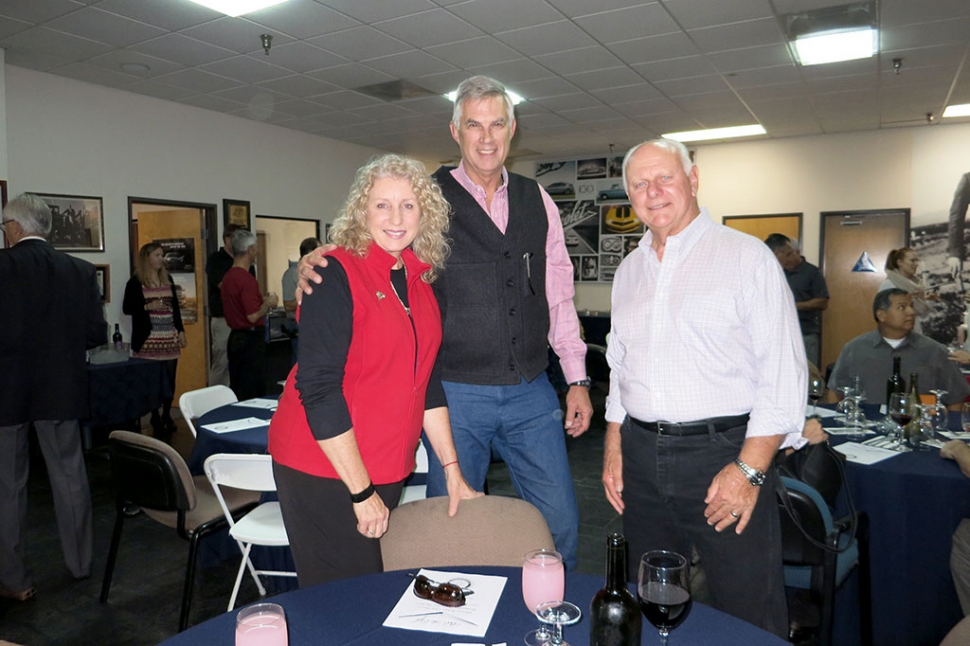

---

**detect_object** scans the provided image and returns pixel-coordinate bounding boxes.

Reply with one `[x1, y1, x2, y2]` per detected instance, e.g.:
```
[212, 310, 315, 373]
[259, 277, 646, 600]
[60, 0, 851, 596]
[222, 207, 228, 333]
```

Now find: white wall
[511, 121, 970, 311]
[4, 65, 382, 335]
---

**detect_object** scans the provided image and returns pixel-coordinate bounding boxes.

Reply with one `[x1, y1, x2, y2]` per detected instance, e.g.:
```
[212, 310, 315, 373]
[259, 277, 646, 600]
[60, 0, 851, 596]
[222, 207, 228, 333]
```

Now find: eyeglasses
[410, 574, 473, 607]
[0, 220, 14, 229]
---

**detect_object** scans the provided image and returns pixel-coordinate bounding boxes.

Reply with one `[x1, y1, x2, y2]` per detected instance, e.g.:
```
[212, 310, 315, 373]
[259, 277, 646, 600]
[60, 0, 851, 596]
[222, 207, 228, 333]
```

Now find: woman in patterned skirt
[123, 243, 186, 435]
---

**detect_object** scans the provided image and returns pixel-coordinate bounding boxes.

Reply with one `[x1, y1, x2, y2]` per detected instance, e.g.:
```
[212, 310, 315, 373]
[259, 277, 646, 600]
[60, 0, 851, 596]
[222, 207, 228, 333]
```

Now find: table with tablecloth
[86, 357, 171, 429]
[821, 407, 970, 645]
[159, 565, 789, 646]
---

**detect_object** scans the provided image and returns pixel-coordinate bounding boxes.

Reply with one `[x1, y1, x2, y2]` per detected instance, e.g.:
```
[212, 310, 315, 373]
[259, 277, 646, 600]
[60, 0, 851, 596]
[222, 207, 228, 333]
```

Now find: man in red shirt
[221, 229, 278, 400]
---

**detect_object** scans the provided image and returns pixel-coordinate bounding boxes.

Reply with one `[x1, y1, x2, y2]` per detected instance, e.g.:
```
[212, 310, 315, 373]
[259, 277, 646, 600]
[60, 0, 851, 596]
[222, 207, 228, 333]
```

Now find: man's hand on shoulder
[295, 243, 336, 305]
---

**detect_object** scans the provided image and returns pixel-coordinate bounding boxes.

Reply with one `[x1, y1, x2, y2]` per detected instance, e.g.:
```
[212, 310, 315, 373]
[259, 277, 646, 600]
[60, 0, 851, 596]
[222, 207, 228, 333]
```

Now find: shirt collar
[642, 207, 711, 262]
[455, 160, 508, 196]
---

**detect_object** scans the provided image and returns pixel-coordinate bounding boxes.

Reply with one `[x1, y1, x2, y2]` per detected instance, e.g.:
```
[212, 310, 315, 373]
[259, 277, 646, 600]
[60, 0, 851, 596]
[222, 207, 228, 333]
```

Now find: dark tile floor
[0, 387, 624, 645]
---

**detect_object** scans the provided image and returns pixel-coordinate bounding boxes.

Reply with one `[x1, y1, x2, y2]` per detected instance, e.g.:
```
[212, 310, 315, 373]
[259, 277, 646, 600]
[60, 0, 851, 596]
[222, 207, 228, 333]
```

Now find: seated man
[827, 288, 970, 408]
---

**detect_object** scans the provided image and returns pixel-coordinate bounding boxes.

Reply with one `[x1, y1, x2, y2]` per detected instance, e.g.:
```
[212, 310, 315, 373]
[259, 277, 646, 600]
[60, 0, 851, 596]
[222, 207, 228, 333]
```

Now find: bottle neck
[606, 540, 627, 590]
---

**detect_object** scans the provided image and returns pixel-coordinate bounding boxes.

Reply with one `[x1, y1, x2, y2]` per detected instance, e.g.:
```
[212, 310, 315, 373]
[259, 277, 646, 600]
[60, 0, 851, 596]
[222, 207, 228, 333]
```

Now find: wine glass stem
[659, 628, 670, 646]
[549, 622, 564, 645]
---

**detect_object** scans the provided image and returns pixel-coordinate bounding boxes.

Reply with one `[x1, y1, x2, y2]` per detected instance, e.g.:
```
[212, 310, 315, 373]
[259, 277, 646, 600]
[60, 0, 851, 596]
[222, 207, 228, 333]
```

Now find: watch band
[734, 458, 766, 486]
[568, 377, 592, 388]
[349, 483, 376, 503]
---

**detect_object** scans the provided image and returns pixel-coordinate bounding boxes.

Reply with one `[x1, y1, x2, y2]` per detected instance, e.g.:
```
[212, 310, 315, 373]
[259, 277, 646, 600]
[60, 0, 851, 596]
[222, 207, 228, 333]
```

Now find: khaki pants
[209, 316, 231, 387]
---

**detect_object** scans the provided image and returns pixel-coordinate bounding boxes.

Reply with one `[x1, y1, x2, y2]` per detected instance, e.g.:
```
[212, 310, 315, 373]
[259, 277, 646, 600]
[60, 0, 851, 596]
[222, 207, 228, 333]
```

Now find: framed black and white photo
[94, 264, 109, 303]
[36, 193, 105, 252]
[224, 198, 251, 230]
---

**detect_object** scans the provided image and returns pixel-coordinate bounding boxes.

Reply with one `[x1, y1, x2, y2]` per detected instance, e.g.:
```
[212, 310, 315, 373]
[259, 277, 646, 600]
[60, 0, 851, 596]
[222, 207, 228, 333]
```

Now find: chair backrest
[777, 476, 835, 567]
[940, 615, 970, 646]
[381, 496, 555, 571]
[107, 430, 197, 512]
[179, 385, 238, 437]
[204, 454, 276, 529]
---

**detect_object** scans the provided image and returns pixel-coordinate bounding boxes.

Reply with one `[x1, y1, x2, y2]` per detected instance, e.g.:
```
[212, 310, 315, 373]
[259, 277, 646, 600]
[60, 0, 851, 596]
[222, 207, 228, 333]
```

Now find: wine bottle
[112, 323, 123, 351]
[590, 533, 641, 646]
[885, 356, 905, 405]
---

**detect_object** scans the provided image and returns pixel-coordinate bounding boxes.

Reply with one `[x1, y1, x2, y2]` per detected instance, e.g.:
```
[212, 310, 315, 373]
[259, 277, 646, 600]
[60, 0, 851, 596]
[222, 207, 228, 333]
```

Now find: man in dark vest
[297, 76, 591, 569]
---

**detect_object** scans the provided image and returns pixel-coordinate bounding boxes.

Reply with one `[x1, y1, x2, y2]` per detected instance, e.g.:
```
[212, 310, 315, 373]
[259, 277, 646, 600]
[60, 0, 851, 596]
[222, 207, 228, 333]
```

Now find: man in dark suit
[0, 193, 107, 601]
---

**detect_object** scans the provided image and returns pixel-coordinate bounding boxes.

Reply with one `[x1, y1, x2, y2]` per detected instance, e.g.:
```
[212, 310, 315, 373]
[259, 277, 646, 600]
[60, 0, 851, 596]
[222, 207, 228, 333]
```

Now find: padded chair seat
[784, 539, 859, 590]
[142, 477, 260, 533]
[941, 614, 970, 646]
[229, 502, 289, 547]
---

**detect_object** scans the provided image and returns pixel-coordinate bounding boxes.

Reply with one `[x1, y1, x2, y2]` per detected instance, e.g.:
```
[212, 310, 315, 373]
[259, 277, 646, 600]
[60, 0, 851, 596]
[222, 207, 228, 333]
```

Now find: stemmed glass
[533, 601, 581, 646]
[522, 549, 564, 646]
[808, 377, 825, 418]
[846, 392, 868, 440]
[836, 385, 856, 416]
[638, 551, 692, 646]
[910, 404, 937, 451]
[929, 389, 949, 430]
[888, 392, 914, 449]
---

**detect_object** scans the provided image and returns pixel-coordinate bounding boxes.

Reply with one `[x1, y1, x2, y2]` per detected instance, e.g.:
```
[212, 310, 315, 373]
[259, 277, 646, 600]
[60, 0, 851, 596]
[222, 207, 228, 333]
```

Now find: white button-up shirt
[605, 209, 806, 448]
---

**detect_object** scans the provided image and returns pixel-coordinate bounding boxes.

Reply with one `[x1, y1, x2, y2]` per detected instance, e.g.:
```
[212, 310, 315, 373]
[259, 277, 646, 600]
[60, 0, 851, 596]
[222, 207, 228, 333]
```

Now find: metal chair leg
[179, 533, 202, 632]
[99, 504, 125, 603]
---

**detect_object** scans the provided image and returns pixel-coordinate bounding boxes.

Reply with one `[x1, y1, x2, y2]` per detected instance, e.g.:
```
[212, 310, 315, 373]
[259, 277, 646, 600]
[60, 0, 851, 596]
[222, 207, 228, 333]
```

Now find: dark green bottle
[590, 533, 641, 646]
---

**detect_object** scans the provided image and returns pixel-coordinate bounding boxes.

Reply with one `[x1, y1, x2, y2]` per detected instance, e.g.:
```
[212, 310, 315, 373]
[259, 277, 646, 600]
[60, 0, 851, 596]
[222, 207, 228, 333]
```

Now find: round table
[158, 566, 789, 646]
[188, 401, 278, 474]
[822, 407, 970, 645]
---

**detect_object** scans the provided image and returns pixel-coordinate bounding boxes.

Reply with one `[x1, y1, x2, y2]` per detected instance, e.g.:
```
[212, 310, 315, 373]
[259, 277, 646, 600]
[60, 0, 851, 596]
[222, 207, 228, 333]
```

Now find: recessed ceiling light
[661, 125, 767, 143]
[120, 63, 150, 73]
[187, 0, 289, 17]
[943, 104, 970, 118]
[444, 89, 524, 105]
[793, 27, 877, 65]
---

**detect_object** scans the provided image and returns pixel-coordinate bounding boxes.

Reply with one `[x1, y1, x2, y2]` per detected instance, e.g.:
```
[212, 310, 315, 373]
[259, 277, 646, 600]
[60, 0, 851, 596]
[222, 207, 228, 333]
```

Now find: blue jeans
[620, 419, 789, 638]
[423, 374, 579, 570]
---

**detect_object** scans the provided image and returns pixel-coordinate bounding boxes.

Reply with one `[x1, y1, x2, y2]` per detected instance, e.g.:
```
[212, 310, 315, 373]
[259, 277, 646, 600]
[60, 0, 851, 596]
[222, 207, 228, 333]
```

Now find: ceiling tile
[93, 0, 219, 31]
[545, 0, 658, 19]
[306, 63, 397, 88]
[0, 0, 85, 25]
[201, 55, 292, 84]
[688, 104, 759, 128]
[613, 97, 680, 117]
[661, 0, 773, 30]
[49, 62, 140, 87]
[244, 0, 360, 39]
[653, 74, 730, 96]
[374, 8, 483, 48]
[247, 40, 349, 74]
[411, 69, 473, 93]
[798, 57, 877, 80]
[122, 79, 199, 102]
[559, 105, 625, 123]
[530, 92, 603, 111]
[177, 93, 247, 113]
[129, 33, 236, 68]
[45, 7, 167, 47]
[212, 84, 293, 104]
[0, 15, 32, 40]
[564, 66, 645, 92]
[256, 74, 340, 98]
[512, 76, 582, 99]
[736, 81, 809, 102]
[1, 26, 112, 61]
[309, 90, 383, 110]
[880, 0, 970, 27]
[84, 48, 183, 77]
[880, 44, 967, 72]
[808, 74, 878, 94]
[317, 0, 438, 23]
[707, 43, 793, 73]
[364, 50, 456, 78]
[468, 58, 553, 84]
[674, 90, 746, 110]
[447, 0, 563, 33]
[180, 17, 295, 55]
[608, 32, 700, 66]
[308, 26, 411, 62]
[495, 21, 597, 57]
[272, 98, 331, 118]
[687, 18, 785, 54]
[534, 46, 623, 75]
[748, 97, 819, 124]
[349, 102, 419, 121]
[574, 4, 681, 44]
[425, 36, 522, 69]
[394, 95, 454, 116]
[882, 17, 970, 51]
[2, 49, 72, 71]
[154, 68, 242, 93]
[631, 55, 717, 82]
[591, 83, 664, 104]
[723, 64, 800, 89]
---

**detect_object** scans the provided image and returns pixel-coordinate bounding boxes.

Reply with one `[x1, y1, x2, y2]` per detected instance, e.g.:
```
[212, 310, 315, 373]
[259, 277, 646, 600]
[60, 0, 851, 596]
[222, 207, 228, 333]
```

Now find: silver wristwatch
[734, 458, 766, 486]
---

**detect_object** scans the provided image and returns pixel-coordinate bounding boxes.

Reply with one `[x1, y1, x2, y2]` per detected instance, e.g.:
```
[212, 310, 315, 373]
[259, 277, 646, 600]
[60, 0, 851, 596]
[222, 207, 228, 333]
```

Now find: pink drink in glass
[235, 603, 288, 646]
[522, 549, 565, 613]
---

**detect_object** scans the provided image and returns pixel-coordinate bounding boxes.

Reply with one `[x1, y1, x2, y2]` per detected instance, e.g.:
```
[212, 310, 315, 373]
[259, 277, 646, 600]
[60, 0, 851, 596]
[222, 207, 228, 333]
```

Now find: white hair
[622, 138, 694, 183]
[451, 75, 515, 129]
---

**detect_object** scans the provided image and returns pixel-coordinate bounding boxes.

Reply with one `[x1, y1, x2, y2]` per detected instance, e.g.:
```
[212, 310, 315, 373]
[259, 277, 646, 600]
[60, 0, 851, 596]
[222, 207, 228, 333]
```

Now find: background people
[122, 242, 187, 436]
[205, 223, 248, 387]
[602, 139, 805, 638]
[0, 193, 107, 601]
[281, 236, 321, 365]
[221, 229, 278, 401]
[880, 247, 937, 333]
[268, 154, 479, 586]
[765, 233, 829, 366]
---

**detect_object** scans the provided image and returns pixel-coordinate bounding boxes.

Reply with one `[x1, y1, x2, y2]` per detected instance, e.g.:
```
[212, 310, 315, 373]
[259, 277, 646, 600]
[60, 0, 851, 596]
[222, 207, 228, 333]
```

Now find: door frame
[127, 196, 218, 287]
[819, 208, 911, 274]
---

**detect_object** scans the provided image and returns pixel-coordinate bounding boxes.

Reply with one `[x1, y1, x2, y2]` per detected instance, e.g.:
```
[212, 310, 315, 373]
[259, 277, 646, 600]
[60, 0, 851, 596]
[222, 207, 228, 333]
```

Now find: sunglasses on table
[410, 573, 474, 607]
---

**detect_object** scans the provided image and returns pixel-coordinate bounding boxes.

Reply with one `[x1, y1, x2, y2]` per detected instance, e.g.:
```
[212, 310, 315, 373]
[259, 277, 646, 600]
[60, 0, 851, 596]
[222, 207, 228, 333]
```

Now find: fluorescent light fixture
[187, 0, 289, 17]
[445, 89, 524, 105]
[943, 104, 970, 118]
[793, 27, 877, 65]
[661, 125, 767, 143]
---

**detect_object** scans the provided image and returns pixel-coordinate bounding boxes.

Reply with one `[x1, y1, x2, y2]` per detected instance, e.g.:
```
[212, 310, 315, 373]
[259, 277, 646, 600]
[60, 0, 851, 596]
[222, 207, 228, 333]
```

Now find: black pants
[273, 461, 404, 588]
[227, 329, 265, 401]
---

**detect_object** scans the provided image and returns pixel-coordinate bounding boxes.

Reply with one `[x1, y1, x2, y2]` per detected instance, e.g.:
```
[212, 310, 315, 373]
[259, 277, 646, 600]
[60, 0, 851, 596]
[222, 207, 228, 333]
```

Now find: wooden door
[132, 207, 207, 401]
[820, 210, 908, 370]
[724, 213, 802, 246]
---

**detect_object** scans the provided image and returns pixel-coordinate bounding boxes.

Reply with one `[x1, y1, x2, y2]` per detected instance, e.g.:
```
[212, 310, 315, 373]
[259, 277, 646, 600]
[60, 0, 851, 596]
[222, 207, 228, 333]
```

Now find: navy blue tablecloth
[86, 357, 171, 427]
[188, 402, 276, 474]
[159, 566, 788, 646]
[822, 407, 970, 645]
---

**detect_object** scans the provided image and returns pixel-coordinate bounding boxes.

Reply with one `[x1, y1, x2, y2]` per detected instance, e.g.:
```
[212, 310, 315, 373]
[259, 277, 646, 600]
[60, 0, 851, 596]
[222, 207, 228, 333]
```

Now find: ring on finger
[730, 511, 740, 519]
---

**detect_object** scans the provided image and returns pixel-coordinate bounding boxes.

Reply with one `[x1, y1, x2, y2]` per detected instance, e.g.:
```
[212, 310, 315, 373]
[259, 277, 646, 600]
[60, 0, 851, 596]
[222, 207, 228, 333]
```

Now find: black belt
[629, 414, 750, 436]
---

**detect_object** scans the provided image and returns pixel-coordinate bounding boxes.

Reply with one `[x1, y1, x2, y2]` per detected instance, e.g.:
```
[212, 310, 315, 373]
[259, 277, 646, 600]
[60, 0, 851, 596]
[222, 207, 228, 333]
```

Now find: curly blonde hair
[329, 154, 451, 282]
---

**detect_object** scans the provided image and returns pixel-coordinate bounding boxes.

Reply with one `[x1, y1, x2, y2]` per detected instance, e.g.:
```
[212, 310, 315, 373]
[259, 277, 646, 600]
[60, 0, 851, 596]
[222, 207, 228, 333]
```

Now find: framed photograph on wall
[36, 193, 105, 252]
[94, 264, 110, 303]
[223, 199, 251, 230]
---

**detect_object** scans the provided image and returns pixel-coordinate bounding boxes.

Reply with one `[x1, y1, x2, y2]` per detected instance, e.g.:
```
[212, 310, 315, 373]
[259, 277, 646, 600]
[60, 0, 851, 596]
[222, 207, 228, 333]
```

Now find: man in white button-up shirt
[601, 139, 806, 637]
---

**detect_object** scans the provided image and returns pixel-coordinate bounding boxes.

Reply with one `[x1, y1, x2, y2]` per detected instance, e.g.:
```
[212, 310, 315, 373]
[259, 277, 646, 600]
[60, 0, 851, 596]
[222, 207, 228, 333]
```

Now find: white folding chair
[203, 454, 295, 610]
[179, 385, 238, 437]
[400, 442, 429, 505]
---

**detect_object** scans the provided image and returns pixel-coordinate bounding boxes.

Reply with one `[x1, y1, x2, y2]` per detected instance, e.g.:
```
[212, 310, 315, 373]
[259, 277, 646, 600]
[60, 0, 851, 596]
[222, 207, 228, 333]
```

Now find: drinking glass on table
[808, 377, 825, 417]
[961, 403, 970, 435]
[638, 551, 692, 646]
[236, 602, 287, 646]
[835, 385, 856, 415]
[929, 390, 949, 430]
[888, 392, 914, 449]
[523, 549, 565, 645]
[846, 392, 868, 440]
[533, 600, 582, 646]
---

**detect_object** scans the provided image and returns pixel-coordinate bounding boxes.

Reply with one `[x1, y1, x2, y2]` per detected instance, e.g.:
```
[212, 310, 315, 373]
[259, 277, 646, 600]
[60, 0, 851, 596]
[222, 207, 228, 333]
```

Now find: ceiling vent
[355, 80, 438, 102]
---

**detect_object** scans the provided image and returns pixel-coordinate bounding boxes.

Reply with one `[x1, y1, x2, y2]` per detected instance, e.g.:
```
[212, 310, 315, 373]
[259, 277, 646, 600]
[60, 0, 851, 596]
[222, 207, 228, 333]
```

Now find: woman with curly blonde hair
[269, 153, 480, 586]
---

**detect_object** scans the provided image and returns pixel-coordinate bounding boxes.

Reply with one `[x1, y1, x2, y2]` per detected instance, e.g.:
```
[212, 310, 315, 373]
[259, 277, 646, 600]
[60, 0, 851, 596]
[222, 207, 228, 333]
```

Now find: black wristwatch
[568, 377, 592, 388]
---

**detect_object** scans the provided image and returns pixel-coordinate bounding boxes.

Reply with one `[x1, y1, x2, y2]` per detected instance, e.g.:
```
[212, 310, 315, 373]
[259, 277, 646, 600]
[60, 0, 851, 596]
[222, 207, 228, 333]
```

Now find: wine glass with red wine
[638, 551, 691, 646]
[888, 392, 914, 449]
